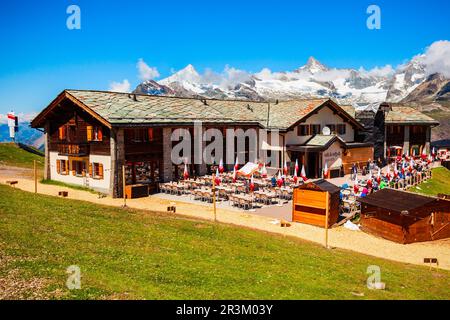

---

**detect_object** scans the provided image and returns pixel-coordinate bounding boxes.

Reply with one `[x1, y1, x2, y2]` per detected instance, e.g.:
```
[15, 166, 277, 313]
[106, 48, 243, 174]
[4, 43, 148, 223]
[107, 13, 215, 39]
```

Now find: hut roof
[298, 179, 341, 194]
[357, 189, 436, 214]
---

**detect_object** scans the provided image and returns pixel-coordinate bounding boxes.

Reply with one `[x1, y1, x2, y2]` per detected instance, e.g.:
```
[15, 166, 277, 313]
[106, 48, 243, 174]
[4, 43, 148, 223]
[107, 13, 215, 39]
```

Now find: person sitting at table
[271, 175, 277, 187]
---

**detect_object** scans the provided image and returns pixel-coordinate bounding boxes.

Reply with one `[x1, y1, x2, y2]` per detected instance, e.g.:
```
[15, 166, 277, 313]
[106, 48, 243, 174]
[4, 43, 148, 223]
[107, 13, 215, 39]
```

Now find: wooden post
[212, 173, 217, 222]
[34, 160, 37, 194]
[122, 165, 127, 207]
[325, 191, 329, 249]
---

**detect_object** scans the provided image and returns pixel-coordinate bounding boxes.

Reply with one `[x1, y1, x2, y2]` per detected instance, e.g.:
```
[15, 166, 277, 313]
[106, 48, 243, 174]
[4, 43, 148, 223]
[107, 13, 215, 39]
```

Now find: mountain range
[134, 56, 450, 141]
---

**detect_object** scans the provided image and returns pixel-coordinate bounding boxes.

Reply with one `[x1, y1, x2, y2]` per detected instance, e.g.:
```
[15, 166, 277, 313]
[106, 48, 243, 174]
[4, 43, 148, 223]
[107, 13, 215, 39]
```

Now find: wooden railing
[57, 143, 89, 156]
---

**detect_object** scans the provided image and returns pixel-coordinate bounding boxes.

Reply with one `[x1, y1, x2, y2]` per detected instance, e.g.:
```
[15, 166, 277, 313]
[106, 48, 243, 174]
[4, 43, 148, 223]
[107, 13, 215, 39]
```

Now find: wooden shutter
[56, 160, 61, 174]
[59, 126, 66, 140]
[98, 163, 104, 179]
[148, 128, 154, 141]
[64, 160, 69, 175]
[89, 163, 93, 177]
[71, 161, 76, 176]
[97, 127, 103, 141]
[87, 126, 93, 141]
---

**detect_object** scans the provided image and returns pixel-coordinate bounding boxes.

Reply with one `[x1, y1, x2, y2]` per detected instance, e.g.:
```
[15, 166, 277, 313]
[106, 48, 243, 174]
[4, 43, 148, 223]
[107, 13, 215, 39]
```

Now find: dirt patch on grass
[0, 254, 61, 300]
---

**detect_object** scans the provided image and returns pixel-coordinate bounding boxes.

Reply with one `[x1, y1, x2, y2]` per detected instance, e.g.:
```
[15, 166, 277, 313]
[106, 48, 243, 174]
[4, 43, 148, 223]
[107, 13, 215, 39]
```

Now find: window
[56, 159, 69, 175]
[298, 124, 310, 136]
[337, 124, 346, 135]
[87, 126, 103, 142]
[72, 160, 86, 177]
[311, 124, 321, 135]
[89, 162, 104, 180]
[326, 124, 337, 134]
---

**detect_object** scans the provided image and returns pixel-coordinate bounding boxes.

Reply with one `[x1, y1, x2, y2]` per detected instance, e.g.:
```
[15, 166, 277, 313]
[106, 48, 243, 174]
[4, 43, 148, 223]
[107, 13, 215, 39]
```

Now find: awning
[237, 162, 260, 177]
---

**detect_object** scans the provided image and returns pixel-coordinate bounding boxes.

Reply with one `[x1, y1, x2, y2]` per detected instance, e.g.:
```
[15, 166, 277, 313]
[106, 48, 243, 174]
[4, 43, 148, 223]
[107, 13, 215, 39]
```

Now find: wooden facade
[292, 180, 340, 228]
[358, 189, 450, 244]
[342, 146, 374, 174]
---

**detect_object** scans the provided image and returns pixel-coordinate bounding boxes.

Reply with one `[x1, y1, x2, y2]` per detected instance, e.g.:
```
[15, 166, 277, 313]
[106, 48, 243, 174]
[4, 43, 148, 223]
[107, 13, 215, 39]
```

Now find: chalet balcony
[57, 143, 89, 156]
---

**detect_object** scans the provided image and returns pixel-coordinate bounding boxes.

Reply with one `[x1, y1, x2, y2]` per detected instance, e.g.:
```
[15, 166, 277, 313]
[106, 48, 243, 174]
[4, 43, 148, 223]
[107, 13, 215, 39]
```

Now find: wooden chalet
[357, 189, 450, 244]
[31, 89, 373, 197]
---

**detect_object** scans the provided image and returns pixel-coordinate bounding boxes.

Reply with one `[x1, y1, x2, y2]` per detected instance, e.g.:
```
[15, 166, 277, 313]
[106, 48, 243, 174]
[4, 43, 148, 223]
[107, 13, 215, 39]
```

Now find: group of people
[348, 152, 435, 198]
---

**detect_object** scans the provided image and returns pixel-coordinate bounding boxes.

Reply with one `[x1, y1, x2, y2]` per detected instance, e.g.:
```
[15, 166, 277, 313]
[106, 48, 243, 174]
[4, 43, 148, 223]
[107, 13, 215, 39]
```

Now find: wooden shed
[292, 179, 340, 228]
[357, 189, 450, 244]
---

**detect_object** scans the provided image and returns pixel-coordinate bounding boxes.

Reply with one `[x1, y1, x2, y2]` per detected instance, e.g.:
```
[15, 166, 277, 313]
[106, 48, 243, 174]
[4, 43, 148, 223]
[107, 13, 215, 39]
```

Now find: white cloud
[420, 40, 450, 77]
[360, 65, 395, 78]
[137, 58, 160, 81]
[109, 79, 131, 93]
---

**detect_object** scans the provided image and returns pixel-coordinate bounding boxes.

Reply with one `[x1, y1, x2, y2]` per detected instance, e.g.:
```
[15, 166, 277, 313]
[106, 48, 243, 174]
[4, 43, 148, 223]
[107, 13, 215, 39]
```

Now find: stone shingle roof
[65, 90, 329, 130]
[31, 90, 363, 130]
[385, 104, 439, 125]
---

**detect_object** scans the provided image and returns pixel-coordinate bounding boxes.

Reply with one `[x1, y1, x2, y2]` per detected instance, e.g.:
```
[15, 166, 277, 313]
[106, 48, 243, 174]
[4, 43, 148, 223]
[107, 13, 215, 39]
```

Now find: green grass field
[0, 143, 44, 169]
[0, 184, 449, 300]
[410, 167, 450, 196]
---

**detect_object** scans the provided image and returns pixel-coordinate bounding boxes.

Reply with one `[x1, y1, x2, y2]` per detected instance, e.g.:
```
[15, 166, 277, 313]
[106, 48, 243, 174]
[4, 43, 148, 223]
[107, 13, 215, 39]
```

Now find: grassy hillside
[0, 185, 449, 300]
[410, 167, 450, 196]
[0, 143, 44, 169]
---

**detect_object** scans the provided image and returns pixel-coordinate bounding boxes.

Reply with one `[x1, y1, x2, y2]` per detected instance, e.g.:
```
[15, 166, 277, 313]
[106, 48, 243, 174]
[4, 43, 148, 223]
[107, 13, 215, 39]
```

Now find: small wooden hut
[292, 179, 340, 228]
[357, 189, 450, 244]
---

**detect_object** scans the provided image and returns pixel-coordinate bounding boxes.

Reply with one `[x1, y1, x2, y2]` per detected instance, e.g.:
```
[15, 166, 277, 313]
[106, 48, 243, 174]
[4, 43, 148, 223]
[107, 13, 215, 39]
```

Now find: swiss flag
[232, 167, 237, 183]
[219, 158, 224, 173]
[293, 166, 298, 184]
[276, 172, 283, 187]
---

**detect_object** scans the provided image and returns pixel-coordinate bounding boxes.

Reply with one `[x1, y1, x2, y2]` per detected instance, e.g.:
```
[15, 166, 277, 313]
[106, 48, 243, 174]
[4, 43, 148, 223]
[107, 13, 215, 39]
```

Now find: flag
[421, 148, 427, 160]
[232, 167, 237, 183]
[393, 163, 398, 178]
[323, 162, 328, 179]
[214, 168, 221, 186]
[295, 159, 299, 172]
[219, 158, 224, 173]
[354, 175, 359, 193]
[401, 160, 406, 175]
[183, 163, 189, 180]
[277, 171, 283, 187]
[409, 158, 415, 172]
[260, 163, 268, 178]
[293, 165, 298, 184]
[249, 174, 255, 192]
[234, 157, 239, 171]
[283, 160, 288, 176]
[385, 166, 391, 181]
[300, 165, 307, 182]
[376, 168, 381, 183]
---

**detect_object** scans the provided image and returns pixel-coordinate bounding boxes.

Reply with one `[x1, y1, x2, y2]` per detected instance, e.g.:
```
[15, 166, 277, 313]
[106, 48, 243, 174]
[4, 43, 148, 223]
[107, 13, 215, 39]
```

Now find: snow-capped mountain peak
[296, 56, 329, 74]
[160, 64, 201, 85]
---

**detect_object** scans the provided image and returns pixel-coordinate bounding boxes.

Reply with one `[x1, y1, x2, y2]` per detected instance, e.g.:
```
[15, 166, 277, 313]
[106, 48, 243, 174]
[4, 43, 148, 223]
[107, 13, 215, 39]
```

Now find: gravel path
[1, 165, 450, 271]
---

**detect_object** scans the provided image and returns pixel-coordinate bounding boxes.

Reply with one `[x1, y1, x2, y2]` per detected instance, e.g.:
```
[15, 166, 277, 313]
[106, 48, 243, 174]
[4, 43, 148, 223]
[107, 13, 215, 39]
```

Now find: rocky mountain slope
[133, 56, 437, 107]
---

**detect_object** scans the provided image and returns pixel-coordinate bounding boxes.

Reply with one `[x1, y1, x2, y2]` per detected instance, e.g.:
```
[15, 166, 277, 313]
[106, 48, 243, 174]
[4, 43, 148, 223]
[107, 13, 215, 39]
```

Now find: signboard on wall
[323, 142, 343, 169]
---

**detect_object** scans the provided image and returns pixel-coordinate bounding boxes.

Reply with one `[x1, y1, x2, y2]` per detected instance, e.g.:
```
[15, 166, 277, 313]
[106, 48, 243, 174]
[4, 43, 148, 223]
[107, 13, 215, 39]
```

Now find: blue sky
[0, 0, 449, 117]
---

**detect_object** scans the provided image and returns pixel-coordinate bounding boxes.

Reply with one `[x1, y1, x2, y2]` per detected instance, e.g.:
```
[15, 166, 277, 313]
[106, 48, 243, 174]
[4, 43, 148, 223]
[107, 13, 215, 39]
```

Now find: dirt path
[1, 165, 450, 270]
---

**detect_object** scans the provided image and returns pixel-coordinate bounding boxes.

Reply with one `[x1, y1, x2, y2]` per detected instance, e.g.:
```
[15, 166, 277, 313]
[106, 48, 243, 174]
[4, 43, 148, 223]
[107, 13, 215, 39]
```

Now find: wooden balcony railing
[58, 143, 89, 156]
